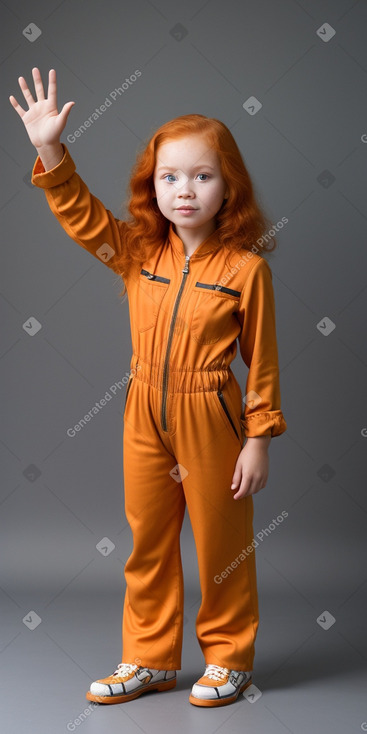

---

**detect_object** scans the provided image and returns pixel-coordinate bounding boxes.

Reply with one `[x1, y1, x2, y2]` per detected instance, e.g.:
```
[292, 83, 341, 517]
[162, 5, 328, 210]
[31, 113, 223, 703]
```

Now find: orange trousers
[121, 361, 260, 672]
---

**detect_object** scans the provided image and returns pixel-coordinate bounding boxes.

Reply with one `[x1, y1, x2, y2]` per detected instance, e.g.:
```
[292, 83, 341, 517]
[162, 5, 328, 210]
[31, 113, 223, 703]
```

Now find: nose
[179, 192, 194, 199]
[176, 175, 195, 196]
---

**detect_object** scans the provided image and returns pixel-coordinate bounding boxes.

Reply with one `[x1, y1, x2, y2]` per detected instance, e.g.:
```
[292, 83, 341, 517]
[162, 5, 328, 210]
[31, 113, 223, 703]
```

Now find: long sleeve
[237, 256, 287, 438]
[31, 143, 128, 276]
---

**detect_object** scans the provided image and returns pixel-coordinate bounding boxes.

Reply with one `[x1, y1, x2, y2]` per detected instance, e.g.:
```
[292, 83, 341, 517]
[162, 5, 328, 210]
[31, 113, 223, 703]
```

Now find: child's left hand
[230, 437, 270, 499]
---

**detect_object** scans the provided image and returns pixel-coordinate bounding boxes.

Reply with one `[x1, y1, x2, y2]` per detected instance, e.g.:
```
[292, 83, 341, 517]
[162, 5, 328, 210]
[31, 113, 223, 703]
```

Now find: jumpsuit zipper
[216, 375, 240, 440]
[161, 254, 190, 431]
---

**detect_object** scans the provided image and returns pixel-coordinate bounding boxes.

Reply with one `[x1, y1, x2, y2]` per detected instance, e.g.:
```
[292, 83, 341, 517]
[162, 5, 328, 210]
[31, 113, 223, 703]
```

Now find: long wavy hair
[116, 114, 278, 300]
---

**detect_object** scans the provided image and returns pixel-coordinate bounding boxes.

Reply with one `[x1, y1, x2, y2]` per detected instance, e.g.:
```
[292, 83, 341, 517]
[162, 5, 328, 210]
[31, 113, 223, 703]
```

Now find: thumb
[60, 100, 75, 121]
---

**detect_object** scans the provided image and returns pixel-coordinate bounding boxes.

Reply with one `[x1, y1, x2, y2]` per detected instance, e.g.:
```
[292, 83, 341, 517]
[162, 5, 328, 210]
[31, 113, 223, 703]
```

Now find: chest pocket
[137, 269, 171, 332]
[189, 281, 241, 345]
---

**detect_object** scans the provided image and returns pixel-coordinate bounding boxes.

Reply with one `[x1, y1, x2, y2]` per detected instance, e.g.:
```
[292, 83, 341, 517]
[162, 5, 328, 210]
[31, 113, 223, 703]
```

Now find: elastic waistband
[129, 355, 232, 393]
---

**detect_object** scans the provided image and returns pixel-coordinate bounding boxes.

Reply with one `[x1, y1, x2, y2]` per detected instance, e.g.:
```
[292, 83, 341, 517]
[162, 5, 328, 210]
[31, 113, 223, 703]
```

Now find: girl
[9, 67, 287, 709]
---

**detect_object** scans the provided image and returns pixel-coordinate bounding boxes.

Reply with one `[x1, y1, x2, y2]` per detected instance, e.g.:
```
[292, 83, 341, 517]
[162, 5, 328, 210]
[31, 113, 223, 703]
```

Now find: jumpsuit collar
[168, 221, 220, 259]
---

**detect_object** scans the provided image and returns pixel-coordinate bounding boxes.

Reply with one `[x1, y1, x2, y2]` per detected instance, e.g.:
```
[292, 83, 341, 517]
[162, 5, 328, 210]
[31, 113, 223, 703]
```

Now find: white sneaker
[189, 663, 252, 707]
[86, 662, 176, 704]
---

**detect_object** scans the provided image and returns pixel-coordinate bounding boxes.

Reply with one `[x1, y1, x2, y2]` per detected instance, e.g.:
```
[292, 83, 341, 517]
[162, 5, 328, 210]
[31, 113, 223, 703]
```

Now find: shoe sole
[86, 677, 176, 704]
[188, 676, 252, 707]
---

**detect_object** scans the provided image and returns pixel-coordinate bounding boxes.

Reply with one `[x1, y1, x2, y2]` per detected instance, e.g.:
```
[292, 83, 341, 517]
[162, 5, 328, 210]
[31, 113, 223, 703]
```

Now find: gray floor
[2, 569, 366, 733]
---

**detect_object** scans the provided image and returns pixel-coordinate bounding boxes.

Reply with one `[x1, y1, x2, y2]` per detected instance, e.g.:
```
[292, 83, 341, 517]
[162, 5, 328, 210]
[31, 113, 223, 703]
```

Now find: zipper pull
[182, 255, 190, 274]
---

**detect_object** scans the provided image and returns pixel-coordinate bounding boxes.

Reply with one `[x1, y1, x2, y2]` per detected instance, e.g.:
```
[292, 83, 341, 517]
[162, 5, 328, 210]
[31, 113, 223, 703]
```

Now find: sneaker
[189, 663, 252, 707]
[86, 662, 176, 704]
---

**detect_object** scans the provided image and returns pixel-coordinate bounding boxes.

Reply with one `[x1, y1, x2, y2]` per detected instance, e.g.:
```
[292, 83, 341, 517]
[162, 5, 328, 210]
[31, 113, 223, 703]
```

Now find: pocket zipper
[195, 281, 241, 298]
[216, 376, 240, 440]
[141, 269, 170, 284]
[124, 375, 133, 412]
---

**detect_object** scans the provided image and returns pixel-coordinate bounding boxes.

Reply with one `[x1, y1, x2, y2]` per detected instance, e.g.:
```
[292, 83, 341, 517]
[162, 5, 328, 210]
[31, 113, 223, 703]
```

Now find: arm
[237, 256, 287, 439]
[35, 141, 64, 171]
[31, 142, 128, 276]
[9, 67, 127, 276]
[230, 256, 287, 499]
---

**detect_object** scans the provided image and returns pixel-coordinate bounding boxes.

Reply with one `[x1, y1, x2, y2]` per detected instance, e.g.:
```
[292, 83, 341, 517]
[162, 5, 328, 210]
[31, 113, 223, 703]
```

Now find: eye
[162, 173, 211, 183]
[163, 174, 177, 183]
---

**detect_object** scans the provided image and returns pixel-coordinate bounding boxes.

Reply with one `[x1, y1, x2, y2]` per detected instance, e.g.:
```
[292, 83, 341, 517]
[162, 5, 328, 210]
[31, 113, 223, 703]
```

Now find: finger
[47, 68, 57, 107]
[60, 101, 75, 120]
[31, 67, 45, 100]
[18, 75, 36, 106]
[8, 95, 26, 118]
[233, 479, 248, 499]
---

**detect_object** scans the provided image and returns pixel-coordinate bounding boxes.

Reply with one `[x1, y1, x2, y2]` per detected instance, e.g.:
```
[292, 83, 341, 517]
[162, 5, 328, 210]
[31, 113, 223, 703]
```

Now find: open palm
[9, 67, 74, 149]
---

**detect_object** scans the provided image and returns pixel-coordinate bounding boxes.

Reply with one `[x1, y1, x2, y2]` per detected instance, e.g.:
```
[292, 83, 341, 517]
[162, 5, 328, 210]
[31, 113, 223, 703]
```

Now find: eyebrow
[156, 163, 215, 172]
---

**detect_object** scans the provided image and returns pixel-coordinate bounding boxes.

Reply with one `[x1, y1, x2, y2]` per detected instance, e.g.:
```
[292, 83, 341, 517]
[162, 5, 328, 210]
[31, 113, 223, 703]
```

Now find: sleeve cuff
[31, 143, 76, 188]
[240, 410, 287, 438]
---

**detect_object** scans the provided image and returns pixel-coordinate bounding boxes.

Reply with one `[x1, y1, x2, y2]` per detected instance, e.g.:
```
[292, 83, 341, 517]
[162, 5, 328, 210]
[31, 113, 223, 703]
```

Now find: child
[10, 67, 287, 708]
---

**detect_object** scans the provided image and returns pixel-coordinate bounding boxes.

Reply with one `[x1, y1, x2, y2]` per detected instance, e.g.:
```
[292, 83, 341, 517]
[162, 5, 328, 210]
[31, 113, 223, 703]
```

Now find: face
[152, 134, 229, 236]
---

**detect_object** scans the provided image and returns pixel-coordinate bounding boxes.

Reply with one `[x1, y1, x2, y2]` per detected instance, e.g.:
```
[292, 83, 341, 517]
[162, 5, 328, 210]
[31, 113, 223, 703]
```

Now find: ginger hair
[116, 114, 277, 299]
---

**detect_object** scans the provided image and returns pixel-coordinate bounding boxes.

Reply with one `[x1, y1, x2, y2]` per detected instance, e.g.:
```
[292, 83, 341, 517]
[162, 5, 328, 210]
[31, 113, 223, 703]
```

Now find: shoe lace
[113, 662, 138, 678]
[204, 664, 230, 681]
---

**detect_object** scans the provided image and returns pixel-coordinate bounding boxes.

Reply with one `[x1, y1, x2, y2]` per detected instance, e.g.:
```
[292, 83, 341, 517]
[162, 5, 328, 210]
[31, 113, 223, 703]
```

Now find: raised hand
[9, 67, 75, 150]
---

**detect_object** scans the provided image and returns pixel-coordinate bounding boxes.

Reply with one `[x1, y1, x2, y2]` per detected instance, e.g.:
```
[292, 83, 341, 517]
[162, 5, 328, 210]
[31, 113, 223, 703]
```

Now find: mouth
[176, 207, 197, 210]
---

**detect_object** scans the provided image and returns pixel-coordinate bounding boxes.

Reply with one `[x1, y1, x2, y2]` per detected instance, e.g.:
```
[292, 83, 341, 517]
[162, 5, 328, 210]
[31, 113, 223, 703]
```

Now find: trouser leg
[121, 378, 186, 670]
[169, 376, 259, 671]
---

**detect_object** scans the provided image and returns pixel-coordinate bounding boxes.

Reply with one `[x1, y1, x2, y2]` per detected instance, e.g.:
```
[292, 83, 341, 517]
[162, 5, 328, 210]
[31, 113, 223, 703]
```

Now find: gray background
[1, 0, 367, 732]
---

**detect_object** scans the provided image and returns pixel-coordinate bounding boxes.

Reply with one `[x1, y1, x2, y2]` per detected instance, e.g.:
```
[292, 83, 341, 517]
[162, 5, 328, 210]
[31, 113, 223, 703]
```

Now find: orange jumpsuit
[32, 144, 287, 673]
